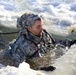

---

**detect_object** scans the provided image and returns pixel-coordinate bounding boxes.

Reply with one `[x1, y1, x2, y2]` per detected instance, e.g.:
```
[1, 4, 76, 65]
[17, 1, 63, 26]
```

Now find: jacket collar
[26, 30, 43, 44]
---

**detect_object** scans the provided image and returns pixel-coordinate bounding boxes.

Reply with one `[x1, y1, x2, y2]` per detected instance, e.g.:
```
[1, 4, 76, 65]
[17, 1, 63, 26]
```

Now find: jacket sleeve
[11, 36, 36, 67]
[11, 37, 26, 66]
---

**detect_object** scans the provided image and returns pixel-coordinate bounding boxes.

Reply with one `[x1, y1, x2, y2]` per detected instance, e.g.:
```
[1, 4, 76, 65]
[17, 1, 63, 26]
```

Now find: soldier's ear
[27, 26, 32, 31]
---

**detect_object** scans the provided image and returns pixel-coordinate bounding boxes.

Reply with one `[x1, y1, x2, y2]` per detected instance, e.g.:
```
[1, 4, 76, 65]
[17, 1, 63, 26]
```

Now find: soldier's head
[17, 13, 44, 36]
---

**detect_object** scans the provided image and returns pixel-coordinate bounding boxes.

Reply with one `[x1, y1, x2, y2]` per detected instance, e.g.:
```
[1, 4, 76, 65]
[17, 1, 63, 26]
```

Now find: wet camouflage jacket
[4, 29, 55, 68]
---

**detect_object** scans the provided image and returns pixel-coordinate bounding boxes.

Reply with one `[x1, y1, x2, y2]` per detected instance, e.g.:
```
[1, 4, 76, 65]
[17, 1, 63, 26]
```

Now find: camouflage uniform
[0, 13, 55, 69]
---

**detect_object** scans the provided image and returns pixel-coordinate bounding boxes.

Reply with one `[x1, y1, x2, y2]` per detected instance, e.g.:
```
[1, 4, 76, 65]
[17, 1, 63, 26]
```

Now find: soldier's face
[28, 20, 44, 36]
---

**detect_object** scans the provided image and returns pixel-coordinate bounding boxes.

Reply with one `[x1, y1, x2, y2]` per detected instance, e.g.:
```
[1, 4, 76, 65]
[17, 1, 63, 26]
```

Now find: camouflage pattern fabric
[0, 29, 55, 69]
[0, 13, 55, 69]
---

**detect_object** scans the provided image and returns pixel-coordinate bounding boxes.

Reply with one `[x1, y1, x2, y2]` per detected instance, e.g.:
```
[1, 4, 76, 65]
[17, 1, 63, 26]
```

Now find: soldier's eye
[37, 25, 43, 29]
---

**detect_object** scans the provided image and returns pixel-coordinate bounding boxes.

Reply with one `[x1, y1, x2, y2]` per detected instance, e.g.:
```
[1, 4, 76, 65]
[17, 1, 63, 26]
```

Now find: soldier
[0, 13, 56, 71]
[0, 13, 76, 71]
